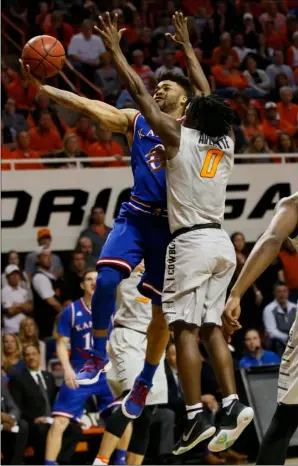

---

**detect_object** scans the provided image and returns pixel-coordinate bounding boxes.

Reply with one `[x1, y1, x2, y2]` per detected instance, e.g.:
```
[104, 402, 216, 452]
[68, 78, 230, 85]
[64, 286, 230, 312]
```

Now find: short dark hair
[73, 248, 84, 258]
[274, 281, 288, 291]
[23, 343, 40, 357]
[81, 268, 97, 282]
[186, 94, 234, 137]
[157, 72, 192, 98]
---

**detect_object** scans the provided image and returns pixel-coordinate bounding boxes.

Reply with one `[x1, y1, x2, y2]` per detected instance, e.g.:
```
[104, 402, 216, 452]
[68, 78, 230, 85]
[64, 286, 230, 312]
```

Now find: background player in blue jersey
[20, 10, 210, 406]
[44, 269, 132, 466]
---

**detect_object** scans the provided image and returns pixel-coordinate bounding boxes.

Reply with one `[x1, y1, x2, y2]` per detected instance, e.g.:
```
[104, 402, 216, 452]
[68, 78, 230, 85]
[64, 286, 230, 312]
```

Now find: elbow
[260, 232, 283, 253]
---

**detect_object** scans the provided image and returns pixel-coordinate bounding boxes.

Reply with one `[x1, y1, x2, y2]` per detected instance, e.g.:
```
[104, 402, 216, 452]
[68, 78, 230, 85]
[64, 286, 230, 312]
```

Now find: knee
[95, 266, 124, 294]
[52, 416, 70, 434]
[151, 305, 168, 331]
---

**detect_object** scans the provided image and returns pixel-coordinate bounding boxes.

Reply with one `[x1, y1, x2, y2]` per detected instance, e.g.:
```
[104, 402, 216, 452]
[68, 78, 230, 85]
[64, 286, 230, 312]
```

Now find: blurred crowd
[2, 0, 298, 169]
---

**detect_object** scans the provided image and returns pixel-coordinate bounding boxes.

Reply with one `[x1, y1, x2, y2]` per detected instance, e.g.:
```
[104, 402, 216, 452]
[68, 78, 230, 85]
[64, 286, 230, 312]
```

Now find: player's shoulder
[276, 192, 298, 211]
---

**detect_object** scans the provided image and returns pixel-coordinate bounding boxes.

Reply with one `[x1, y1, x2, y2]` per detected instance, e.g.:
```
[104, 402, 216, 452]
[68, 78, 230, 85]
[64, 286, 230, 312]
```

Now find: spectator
[19, 317, 46, 371]
[151, 33, 169, 68]
[261, 101, 296, 146]
[88, 124, 126, 167]
[45, 133, 88, 168]
[1, 265, 33, 335]
[276, 131, 296, 155]
[11, 130, 43, 170]
[212, 55, 249, 98]
[201, 18, 219, 57]
[239, 329, 281, 368]
[29, 112, 63, 154]
[8, 344, 80, 465]
[277, 86, 298, 128]
[263, 282, 297, 357]
[211, 32, 240, 67]
[1, 250, 30, 290]
[266, 50, 296, 90]
[241, 107, 263, 142]
[94, 51, 122, 101]
[68, 19, 105, 80]
[244, 134, 272, 157]
[268, 72, 291, 102]
[77, 236, 97, 267]
[233, 32, 254, 63]
[131, 50, 156, 92]
[2, 98, 28, 137]
[124, 12, 143, 44]
[243, 55, 271, 96]
[252, 32, 274, 70]
[1, 334, 24, 375]
[31, 247, 63, 339]
[2, 66, 37, 113]
[24, 228, 64, 280]
[164, 341, 185, 426]
[155, 50, 184, 80]
[27, 92, 69, 140]
[286, 31, 298, 68]
[259, 0, 286, 33]
[61, 250, 86, 305]
[35, 1, 51, 29]
[80, 205, 111, 258]
[70, 114, 90, 152]
[281, 14, 298, 48]
[1, 378, 29, 466]
[130, 27, 154, 67]
[242, 12, 260, 50]
[43, 10, 74, 48]
[279, 240, 298, 303]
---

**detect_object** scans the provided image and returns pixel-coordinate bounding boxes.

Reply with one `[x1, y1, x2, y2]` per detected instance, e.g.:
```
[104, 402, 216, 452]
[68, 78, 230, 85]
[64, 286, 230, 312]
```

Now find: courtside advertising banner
[2, 165, 297, 252]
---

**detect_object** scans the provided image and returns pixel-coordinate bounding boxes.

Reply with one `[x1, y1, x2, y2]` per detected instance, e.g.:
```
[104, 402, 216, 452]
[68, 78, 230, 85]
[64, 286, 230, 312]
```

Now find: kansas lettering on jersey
[57, 298, 92, 369]
[131, 113, 167, 205]
[166, 127, 235, 234]
[115, 271, 152, 334]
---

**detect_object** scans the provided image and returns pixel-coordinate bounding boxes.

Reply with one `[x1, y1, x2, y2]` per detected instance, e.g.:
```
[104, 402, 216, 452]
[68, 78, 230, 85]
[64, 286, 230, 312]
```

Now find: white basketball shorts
[107, 326, 168, 405]
[163, 228, 236, 328]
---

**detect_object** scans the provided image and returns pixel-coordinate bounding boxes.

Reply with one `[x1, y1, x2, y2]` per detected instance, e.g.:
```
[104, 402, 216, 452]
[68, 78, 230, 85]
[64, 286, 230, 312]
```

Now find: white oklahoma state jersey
[166, 126, 234, 234]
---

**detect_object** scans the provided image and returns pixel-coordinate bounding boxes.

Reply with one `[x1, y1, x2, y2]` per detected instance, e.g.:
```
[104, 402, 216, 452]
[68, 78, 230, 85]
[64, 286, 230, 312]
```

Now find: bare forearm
[56, 340, 72, 372]
[43, 85, 90, 112]
[183, 42, 210, 95]
[232, 234, 282, 298]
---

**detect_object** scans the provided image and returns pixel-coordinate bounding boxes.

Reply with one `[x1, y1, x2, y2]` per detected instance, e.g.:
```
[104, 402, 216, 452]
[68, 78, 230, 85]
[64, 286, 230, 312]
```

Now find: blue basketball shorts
[97, 201, 171, 306]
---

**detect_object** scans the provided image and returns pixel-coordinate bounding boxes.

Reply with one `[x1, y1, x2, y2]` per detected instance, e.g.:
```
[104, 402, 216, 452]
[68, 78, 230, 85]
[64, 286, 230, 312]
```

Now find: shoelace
[130, 382, 150, 407]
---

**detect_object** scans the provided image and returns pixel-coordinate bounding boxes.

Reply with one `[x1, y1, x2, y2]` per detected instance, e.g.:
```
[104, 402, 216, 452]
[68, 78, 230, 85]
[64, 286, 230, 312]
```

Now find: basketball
[22, 35, 65, 79]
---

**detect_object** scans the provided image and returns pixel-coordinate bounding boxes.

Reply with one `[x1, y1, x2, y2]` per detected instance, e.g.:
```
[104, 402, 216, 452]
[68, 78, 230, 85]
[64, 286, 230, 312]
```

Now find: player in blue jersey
[20, 11, 210, 411]
[44, 269, 132, 466]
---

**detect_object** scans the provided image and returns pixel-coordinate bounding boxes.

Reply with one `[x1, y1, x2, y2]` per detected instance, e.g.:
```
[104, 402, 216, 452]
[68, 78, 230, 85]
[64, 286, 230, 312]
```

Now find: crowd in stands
[2, 0, 298, 169]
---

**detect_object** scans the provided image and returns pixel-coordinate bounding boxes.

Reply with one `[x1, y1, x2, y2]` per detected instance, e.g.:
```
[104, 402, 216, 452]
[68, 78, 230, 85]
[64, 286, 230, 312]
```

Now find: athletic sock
[114, 449, 127, 465]
[139, 360, 159, 386]
[222, 394, 239, 408]
[44, 460, 57, 465]
[186, 402, 203, 420]
[93, 455, 109, 465]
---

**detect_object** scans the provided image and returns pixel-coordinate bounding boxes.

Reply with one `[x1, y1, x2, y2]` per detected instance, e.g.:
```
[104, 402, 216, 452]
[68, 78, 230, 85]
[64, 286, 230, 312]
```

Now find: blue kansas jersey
[57, 298, 93, 370]
[130, 113, 167, 205]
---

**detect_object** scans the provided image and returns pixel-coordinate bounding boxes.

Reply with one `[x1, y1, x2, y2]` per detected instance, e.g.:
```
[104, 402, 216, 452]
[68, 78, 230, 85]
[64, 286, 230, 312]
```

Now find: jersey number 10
[200, 149, 224, 178]
[83, 333, 93, 350]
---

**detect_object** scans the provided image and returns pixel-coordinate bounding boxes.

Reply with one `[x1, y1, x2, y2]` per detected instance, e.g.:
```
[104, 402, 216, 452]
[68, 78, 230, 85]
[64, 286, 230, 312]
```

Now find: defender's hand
[19, 59, 42, 89]
[166, 11, 190, 46]
[95, 12, 126, 51]
[222, 294, 242, 340]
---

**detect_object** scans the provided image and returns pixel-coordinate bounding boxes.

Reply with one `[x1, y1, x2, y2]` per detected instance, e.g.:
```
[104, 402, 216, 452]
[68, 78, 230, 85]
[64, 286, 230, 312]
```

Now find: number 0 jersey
[57, 298, 92, 369]
[166, 127, 234, 234]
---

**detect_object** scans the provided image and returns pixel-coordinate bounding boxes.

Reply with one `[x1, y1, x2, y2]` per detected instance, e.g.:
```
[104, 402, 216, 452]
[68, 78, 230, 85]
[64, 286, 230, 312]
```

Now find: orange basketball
[22, 35, 65, 79]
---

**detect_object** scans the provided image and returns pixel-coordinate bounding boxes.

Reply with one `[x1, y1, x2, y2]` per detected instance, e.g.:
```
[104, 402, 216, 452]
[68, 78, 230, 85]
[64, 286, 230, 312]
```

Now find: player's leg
[76, 211, 144, 385]
[45, 383, 87, 464]
[122, 221, 170, 418]
[126, 406, 156, 465]
[256, 403, 298, 465]
[199, 236, 254, 452]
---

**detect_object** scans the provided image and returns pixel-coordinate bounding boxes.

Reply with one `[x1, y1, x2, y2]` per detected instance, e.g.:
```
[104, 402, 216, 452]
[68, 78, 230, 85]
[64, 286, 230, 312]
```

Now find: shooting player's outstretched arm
[97, 13, 180, 155]
[167, 12, 211, 96]
[19, 59, 137, 134]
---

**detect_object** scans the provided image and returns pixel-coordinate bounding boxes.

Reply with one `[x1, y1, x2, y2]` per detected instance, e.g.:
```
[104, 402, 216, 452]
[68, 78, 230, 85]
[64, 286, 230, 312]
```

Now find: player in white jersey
[93, 262, 168, 465]
[95, 15, 254, 456]
[224, 192, 298, 465]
